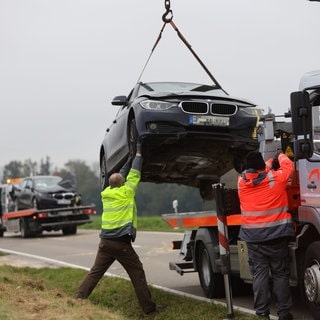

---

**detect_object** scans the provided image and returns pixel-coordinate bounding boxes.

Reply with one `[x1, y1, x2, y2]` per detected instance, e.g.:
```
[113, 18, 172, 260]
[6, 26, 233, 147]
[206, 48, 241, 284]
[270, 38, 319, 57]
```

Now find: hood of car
[138, 91, 256, 106]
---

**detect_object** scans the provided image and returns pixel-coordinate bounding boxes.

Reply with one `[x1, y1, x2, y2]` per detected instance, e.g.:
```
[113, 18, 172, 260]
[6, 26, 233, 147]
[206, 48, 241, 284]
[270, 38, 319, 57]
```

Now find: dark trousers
[247, 238, 292, 317]
[76, 238, 156, 314]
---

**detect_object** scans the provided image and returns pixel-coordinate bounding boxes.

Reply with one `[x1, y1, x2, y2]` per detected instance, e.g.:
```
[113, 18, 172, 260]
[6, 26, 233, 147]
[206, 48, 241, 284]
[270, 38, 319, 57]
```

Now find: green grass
[0, 217, 260, 319]
[81, 215, 189, 232]
[0, 265, 259, 320]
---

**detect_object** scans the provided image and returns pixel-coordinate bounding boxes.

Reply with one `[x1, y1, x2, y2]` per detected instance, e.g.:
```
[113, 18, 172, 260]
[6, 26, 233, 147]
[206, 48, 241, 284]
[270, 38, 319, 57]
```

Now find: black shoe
[145, 304, 166, 315]
[278, 313, 293, 320]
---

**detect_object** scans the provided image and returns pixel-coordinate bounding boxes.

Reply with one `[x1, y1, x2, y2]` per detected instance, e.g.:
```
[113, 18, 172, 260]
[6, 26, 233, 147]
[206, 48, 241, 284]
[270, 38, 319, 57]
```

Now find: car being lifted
[100, 81, 263, 200]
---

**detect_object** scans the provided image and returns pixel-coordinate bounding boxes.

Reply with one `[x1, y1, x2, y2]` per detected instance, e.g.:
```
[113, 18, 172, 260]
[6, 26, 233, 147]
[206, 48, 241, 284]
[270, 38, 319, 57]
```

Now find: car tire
[14, 199, 19, 211]
[100, 153, 108, 191]
[128, 118, 138, 156]
[199, 181, 215, 201]
[32, 198, 38, 209]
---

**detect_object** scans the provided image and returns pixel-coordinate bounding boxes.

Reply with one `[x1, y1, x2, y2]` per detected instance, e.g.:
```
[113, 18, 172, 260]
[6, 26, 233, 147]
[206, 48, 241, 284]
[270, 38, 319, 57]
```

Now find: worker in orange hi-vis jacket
[238, 150, 295, 320]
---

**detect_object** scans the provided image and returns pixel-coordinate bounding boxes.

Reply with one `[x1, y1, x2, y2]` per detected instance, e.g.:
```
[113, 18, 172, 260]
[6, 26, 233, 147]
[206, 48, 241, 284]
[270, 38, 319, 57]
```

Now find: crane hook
[162, 0, 173, 23]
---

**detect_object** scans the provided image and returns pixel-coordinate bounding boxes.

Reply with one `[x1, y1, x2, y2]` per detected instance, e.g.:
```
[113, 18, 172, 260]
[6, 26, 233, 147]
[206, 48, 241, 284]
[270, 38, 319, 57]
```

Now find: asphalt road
[0, 229, 314, 319]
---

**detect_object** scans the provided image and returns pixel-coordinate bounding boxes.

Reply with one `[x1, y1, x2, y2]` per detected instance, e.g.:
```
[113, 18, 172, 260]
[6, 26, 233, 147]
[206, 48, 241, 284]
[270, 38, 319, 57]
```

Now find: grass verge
[81, 215, 190, 232]
[0, 265, 259, 320]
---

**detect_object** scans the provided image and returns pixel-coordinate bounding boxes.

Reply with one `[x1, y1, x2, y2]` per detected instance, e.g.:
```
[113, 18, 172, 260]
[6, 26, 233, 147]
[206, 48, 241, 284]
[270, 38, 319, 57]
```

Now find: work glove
[271, 149, 282, 170]
[130, 226, 137, 243]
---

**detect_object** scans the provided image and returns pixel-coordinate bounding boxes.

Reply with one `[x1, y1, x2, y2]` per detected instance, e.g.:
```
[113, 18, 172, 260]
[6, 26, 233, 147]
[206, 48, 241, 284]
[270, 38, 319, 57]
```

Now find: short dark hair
[245, 151, 266, 170]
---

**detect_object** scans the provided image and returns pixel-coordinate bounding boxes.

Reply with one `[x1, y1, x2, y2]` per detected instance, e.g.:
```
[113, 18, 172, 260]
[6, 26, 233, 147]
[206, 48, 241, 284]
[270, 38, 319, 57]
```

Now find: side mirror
[111, 95, 127, 106]
[290, 91, 312, 135]
[290, 91, 313, 159]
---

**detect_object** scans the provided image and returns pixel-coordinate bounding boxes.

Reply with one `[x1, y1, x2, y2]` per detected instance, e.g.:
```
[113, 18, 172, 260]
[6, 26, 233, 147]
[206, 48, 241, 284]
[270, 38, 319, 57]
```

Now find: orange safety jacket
[238, 153, 295, 243]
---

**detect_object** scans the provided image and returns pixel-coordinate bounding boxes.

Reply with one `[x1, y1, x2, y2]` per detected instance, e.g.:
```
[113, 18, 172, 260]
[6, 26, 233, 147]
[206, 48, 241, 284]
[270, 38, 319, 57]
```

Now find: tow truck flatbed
[1, 204, 95, 237]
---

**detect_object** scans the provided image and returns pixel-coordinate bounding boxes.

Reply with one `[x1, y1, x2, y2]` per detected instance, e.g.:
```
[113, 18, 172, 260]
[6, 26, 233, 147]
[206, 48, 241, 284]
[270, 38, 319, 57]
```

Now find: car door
[19, 178, 34, 209]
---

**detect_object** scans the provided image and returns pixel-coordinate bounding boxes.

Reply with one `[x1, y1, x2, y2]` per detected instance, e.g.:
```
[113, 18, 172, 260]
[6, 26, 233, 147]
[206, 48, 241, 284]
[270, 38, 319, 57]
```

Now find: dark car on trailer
[100, 81, 263, 200]
[12, 175, 81, 210]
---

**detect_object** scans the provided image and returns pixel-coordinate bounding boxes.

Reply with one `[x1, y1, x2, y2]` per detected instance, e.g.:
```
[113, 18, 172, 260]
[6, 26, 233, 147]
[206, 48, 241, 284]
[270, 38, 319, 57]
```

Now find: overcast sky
[1, 0, 320, 172]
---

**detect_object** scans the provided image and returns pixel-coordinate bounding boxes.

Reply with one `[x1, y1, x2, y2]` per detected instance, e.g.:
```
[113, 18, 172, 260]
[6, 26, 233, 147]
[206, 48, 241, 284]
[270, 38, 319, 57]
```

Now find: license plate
[189, 115, 229, 127]
[57, 199, 71, 205]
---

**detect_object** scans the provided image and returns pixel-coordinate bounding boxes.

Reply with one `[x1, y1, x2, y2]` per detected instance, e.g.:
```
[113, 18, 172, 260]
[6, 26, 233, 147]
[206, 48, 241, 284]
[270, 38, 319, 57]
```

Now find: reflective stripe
[241, 217, 292, 229]
[103, 204, 134, 213]
[242, 206, 288, 217]
[267, 171, 275, 188]
[102, 218, 132, 228]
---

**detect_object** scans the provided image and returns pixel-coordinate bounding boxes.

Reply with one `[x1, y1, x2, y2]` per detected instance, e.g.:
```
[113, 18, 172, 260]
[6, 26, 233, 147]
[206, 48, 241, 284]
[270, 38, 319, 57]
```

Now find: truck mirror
[291, 91, 314, 159]
[290, 91, 312, 135]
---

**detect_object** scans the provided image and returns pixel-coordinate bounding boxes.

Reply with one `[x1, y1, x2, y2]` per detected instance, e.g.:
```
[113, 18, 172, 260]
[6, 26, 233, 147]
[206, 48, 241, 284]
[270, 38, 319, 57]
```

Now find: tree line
[1, 157, 239, 217]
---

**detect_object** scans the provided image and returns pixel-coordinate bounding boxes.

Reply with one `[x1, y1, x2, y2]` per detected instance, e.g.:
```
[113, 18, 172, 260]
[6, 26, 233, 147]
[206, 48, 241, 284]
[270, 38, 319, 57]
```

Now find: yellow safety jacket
[100, 167, 140, 239]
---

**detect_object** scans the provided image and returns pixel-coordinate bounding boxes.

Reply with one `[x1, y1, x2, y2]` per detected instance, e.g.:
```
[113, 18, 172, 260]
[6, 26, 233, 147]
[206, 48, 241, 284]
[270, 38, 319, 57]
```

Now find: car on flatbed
[100, 81, 263, 200]
[11, 175, 81, 211]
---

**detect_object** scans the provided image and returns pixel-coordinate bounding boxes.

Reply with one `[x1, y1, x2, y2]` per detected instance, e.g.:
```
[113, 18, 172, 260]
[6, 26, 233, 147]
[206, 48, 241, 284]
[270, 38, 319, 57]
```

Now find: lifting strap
[136, 0, 227, 94]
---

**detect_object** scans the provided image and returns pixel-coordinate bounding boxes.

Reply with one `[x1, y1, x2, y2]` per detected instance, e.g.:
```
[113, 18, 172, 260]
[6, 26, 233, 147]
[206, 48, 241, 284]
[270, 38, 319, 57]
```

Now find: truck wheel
[62, 225, 77, 235]
[198, 242, 224, 298]
[303, 241, 320, 318]
[20, 218, 31, 238]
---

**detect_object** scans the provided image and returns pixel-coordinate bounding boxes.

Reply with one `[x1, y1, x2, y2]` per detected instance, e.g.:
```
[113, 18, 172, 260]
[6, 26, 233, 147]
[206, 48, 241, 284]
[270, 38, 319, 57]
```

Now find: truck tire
[198, 242, 224, 298]
[20, 218, 31, 238]
[62, 225, 77, 235]
[303, 241, 320, 319]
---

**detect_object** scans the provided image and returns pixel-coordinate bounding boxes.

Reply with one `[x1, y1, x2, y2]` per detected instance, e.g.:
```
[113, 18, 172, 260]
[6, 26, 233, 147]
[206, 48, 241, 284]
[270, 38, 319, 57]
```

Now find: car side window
[21, 180, 28, 189]
[24, 179, 33, 189]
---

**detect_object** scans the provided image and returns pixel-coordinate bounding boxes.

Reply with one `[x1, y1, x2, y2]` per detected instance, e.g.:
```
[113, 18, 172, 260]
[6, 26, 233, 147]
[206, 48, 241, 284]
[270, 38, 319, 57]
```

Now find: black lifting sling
[136, 0, 228, 95]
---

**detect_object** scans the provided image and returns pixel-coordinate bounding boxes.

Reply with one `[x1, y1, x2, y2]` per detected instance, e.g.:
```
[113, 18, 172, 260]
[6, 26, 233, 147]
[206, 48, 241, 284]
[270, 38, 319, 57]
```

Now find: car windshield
[33, 176, 62, 188]
[136, 82, 226, 97]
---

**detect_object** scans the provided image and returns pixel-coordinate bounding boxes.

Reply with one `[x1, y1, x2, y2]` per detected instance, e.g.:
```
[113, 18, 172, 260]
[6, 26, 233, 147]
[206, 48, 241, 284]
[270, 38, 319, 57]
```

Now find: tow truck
[0, 204, 95, 238]
[162, 70, 320, 319]
[0, 180, 96, 238]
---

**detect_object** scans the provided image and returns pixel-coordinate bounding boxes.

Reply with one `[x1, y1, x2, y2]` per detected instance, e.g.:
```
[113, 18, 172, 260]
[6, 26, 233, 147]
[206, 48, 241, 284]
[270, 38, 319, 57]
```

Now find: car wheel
[197, 241, 224, 298]
[14, 199, 19, 211]
[199, 181, 215, 201]
[32, 198, 38, 209]
[100, 153, 108, 191]
[128, 118, 138, 156]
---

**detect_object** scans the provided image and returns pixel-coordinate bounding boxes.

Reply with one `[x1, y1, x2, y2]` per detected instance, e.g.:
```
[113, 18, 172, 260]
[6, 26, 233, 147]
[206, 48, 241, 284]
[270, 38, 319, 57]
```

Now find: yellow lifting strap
[136, 0, 227, 94]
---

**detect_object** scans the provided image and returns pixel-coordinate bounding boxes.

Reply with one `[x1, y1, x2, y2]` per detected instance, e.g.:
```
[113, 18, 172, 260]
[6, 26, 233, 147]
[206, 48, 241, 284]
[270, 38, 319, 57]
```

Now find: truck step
[169, 262, 196, 275]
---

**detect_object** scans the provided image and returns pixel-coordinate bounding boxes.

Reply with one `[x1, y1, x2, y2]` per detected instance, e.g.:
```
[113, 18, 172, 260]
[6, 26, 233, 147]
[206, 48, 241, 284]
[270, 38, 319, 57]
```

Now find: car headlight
[242, 106, 264, 116]
[140, 100, 177, 110]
